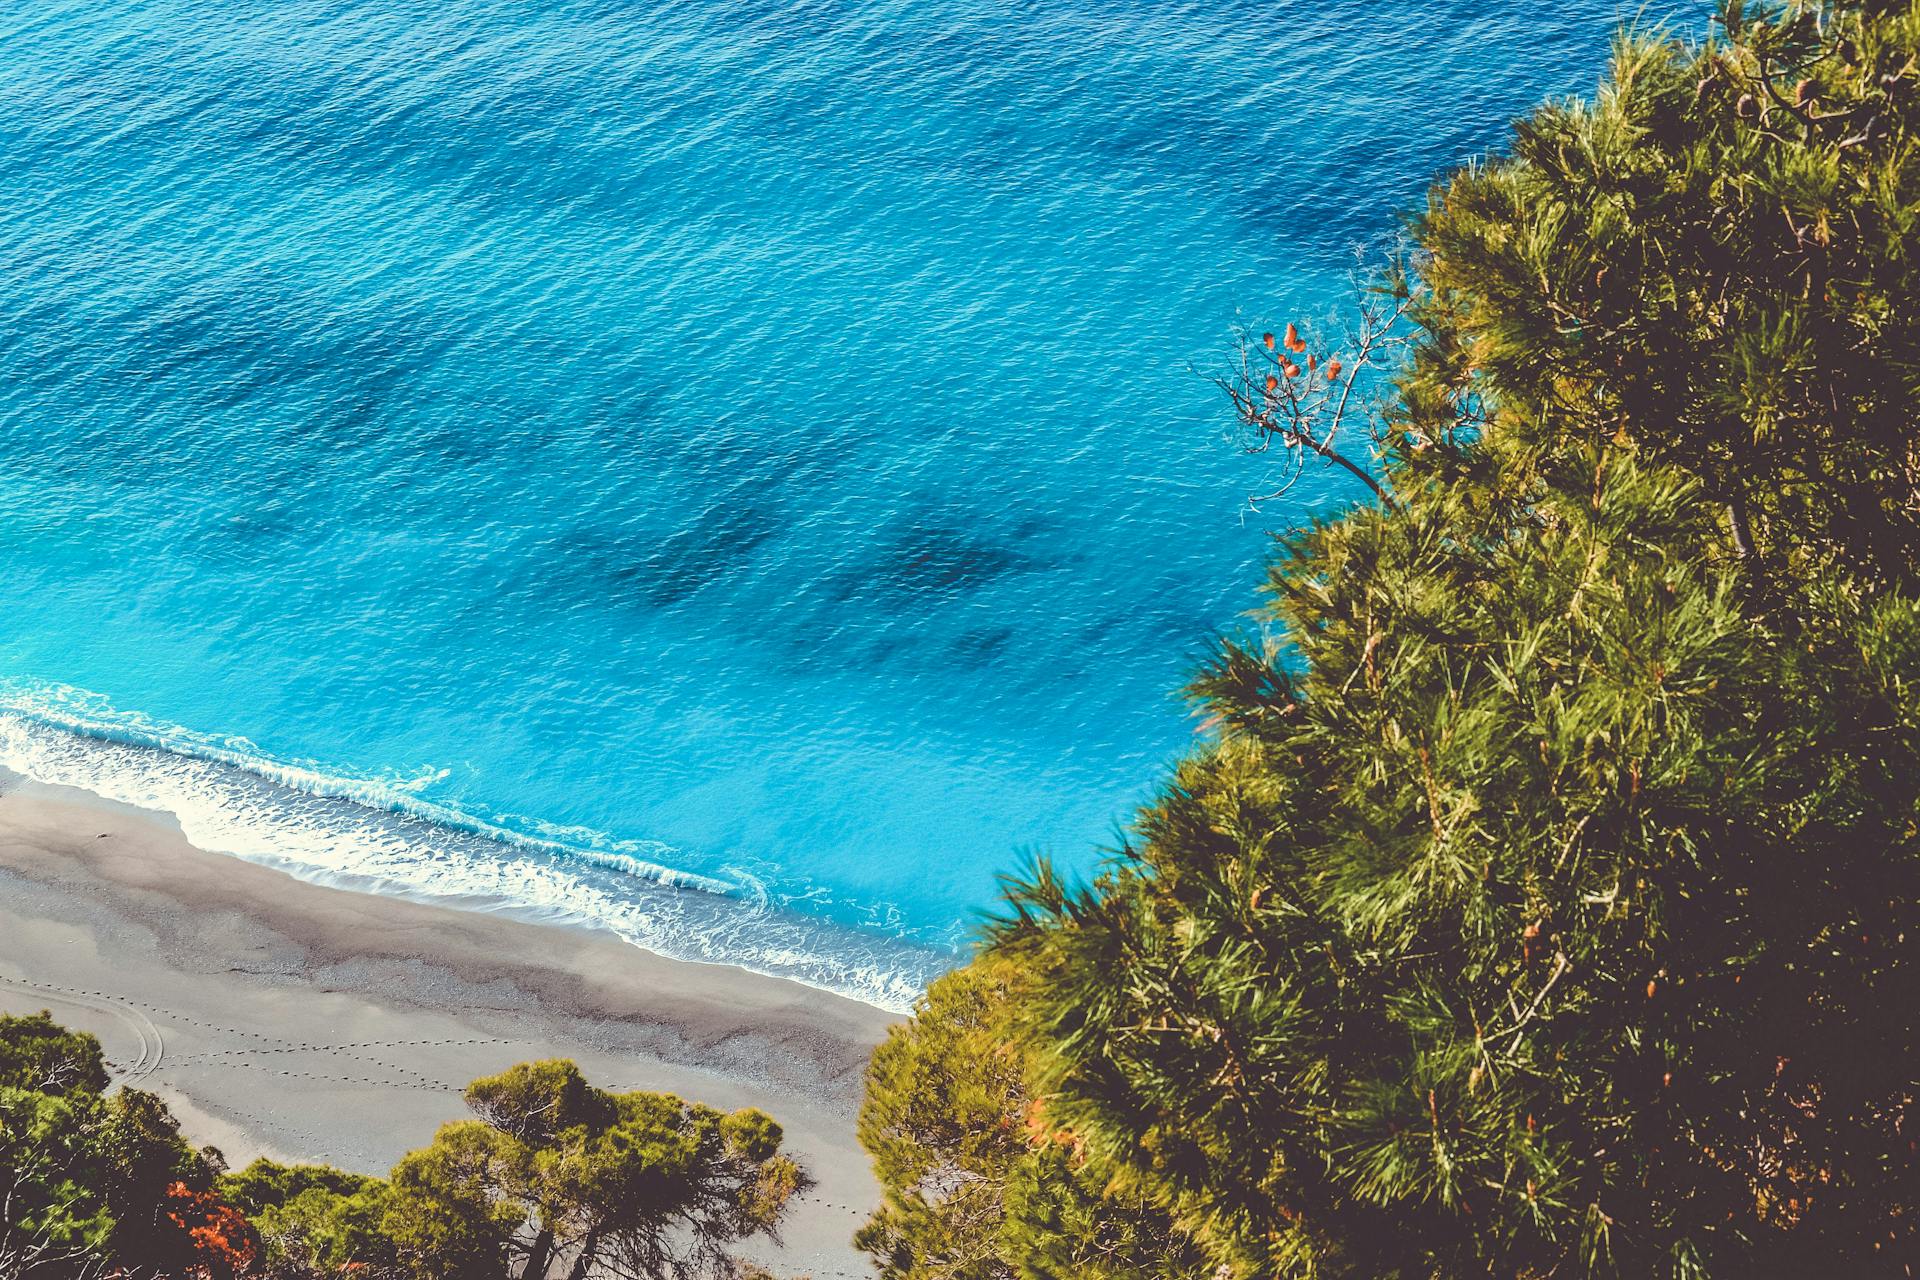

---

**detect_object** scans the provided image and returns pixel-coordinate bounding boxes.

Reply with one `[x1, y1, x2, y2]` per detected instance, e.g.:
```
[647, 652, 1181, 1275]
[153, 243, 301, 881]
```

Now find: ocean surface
[0, 0, 1687, 1010]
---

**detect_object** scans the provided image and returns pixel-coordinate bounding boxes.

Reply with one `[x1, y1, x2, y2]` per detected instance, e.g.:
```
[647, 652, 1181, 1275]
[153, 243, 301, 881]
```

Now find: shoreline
[0, 775, 899, 1275]
[0, 709, 953, 1013]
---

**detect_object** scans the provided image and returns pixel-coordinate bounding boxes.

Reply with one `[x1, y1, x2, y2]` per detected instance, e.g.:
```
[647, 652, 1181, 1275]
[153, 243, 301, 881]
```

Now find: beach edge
[0, 775, 897, 1274]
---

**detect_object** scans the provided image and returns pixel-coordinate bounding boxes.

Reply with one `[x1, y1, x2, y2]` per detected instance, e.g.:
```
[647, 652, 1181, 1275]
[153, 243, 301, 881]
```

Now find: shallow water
[0, 0, 1688, 1008]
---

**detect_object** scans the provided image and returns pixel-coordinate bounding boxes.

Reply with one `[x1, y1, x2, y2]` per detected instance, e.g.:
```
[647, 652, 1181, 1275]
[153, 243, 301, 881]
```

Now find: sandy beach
[0, 774, 898, 1278]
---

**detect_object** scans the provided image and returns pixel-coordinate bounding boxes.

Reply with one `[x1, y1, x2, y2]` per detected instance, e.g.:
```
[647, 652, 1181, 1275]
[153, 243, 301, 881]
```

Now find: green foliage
[1, 1020, 800, 1279]
[221, 1155, 386, 1215]
[201, 1065, 793, 1280]
[0, 1086, 115, 1272]
[0, 1014, 230, 1278]
[221, 1158, 397, 1278]
[1405, 0, 1920, 589]
[0, 1013, 108, 1097]
[542, 1087, 801, 1277]
[94, 1086, 225, 1273]
[464, 1058, 612, 1146]
[928, 5, 1920, 1278]
[856, 957, 1206, 1280]
[254, 1182, 398, 1278]
[994, 447, 1920, 1277]
[720, 1108, 783, 1164]
[384, 1121, 521, 1280]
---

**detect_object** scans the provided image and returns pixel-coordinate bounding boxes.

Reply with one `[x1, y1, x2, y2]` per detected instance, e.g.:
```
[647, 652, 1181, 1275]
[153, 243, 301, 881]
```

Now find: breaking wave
[0, 684, 948, 1014]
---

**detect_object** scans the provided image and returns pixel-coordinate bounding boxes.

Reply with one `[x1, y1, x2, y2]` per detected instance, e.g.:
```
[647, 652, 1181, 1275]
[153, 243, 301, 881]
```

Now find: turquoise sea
[0, 0, 1678, 1009]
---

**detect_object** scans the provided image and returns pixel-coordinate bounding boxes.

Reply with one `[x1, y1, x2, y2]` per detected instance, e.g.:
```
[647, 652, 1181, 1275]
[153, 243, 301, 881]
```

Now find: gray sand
[0, 776, 898, 1277]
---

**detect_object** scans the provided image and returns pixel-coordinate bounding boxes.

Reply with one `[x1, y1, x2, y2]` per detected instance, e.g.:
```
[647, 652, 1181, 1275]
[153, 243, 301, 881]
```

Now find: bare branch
[1217, 247, 1418, 518]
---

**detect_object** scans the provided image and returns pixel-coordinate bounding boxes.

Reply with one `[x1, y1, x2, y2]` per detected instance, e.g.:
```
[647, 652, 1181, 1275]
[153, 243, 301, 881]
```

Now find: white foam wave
[0, 683, 946, 1012]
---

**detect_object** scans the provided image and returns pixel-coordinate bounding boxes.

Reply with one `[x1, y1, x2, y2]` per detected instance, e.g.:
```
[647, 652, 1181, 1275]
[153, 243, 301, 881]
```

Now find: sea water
[0, 0, 1687, 1010]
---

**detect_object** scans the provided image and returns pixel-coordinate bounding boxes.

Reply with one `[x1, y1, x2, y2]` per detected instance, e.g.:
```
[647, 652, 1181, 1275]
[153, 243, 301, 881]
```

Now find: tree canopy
[0, 1015, 252, 1279]
[0, 1013, 109, 1098]
[1408, 0, 1920, 592]
[864, 3, 1920, 1277]
[228, 1060, 803, 1280]
[0, 1018, 802, 1280]
[855, 956, 1205, 1279]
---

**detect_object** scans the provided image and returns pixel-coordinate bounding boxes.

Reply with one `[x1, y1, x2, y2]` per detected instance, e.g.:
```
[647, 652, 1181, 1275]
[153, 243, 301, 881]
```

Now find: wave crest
[0, 683, 945, 1012]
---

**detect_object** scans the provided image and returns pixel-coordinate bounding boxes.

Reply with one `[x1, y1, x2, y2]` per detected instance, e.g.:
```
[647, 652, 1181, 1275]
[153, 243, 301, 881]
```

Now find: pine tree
[962, 4, 1920, 1277]
[994, 449, 1920, 1277]
[1405, 0, 1920, 589]
[855, 957, 1206, 1280]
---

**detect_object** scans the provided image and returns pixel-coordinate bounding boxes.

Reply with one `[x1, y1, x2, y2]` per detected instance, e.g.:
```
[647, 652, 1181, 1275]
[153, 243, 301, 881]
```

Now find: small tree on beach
[450, 1060, 802, 1280]
[246, 1059, 804, 1280]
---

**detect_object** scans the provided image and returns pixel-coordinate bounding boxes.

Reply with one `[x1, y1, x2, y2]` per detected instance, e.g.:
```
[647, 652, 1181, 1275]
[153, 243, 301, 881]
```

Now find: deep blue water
[0, 0, 1685, 1008]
